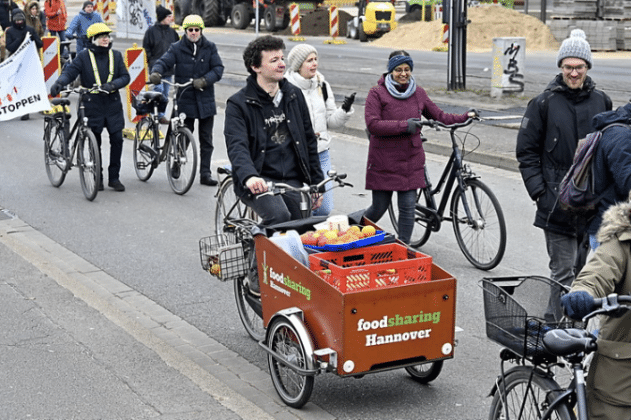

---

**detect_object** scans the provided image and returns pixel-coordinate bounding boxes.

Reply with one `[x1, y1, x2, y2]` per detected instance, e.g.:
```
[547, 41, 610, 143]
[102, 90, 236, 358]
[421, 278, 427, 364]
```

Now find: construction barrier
[41, 36, 60, 98]
[288, 3, 305, 42]
[124, 44, 148, 124]
[324, 5, 345, 45]
[99, 0, 111, 23]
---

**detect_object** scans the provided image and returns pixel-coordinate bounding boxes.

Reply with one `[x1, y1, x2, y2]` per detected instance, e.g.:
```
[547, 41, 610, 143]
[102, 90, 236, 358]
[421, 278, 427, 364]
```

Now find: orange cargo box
[256, 235, 456, 376]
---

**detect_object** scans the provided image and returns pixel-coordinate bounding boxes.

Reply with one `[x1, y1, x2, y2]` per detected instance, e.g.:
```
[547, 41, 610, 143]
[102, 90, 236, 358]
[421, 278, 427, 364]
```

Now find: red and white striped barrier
[124, 45, 148, 123]
[324, 5, 345, 44]
[41, 36, 60, 98]
[288, 3, 303, 41]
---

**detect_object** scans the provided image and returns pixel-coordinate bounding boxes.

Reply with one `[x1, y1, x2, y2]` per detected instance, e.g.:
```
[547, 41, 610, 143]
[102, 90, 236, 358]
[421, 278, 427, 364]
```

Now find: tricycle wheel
[405, 360, 443, 384]
[267, 317, 314, 408]
[234, 276, 265, 342]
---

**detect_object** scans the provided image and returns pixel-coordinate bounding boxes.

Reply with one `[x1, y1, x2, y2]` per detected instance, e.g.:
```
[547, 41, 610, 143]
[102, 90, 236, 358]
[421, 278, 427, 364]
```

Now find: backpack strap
[321, 80, 328, 103]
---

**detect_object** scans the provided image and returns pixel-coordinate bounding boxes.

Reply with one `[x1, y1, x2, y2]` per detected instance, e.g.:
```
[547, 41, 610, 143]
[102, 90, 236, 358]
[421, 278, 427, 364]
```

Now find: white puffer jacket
[285, 70, 353, 153]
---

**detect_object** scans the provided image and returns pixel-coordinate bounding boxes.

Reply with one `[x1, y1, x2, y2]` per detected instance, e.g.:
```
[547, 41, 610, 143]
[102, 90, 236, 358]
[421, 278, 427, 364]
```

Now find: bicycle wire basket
[480, 276, 584, 362]
[198, 232, 247, 282]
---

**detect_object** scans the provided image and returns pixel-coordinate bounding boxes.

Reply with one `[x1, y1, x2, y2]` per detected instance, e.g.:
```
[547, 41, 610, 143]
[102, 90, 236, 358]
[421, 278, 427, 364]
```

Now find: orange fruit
[362, 226, 376, 236]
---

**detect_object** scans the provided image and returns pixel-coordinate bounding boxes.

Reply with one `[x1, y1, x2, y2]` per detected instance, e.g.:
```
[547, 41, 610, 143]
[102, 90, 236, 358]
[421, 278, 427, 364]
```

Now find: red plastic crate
[308, 243, 432, 293]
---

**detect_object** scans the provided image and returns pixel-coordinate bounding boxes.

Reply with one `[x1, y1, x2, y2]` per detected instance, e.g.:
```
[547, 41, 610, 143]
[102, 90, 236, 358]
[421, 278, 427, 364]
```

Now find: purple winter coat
[364, 75, 468, 191]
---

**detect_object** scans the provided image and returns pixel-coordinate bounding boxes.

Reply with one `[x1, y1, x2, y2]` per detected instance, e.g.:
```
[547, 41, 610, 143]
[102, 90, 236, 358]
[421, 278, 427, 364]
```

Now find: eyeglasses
[187, 27, 201, 33]
[392, 67, 412, 74]
[561, 64, 587, 73]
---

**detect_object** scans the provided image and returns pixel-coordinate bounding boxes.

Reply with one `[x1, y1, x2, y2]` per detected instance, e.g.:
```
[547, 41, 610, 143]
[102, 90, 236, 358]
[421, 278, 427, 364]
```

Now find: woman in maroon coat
[363, 50, 474, 244]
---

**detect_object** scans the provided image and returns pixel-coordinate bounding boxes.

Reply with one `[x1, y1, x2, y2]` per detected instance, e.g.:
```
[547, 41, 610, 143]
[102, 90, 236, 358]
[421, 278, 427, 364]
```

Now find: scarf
[385, 73, 417, 100]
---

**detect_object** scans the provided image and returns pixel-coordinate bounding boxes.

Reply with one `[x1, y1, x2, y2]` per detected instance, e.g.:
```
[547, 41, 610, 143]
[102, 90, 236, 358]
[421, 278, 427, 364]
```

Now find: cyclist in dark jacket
[50, 23, 130, 192]
[150, 14, 224, 186]
[516, 29, 612, 322]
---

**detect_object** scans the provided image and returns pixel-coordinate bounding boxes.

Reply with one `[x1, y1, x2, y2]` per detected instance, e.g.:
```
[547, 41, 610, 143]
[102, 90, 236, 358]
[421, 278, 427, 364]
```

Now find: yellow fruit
[362, 226, 376, 236]
[210, 263, 221, 276]
[324, 230, 338, 241]
[348, 225, 361, 234]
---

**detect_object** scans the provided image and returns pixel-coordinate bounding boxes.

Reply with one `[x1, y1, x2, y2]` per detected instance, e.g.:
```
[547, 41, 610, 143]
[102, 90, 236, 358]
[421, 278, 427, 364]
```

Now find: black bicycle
[482, 276, 631, 420]
[132, 80, 197, 195]
[43, 86, 102, 201]
[387, 118, 507, 270]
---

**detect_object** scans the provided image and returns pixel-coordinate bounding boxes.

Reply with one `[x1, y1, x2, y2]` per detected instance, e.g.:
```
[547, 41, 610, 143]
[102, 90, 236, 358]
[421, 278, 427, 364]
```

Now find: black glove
[50, 82, 62, 97]
[407, 118, 421, 134]
[561, 291, 595, 320]
[149, 72, 162, 85]
[66, 33, 74, 40]
[467, 108, 480, 119]
[193, 77, 207, 90]
[100, 83, 114, 93]
[342, 92, 356, 112]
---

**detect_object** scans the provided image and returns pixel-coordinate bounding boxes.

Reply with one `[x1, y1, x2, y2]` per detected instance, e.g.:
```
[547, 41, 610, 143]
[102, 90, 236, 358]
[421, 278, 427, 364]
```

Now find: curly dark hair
[243, 35, 285, 77]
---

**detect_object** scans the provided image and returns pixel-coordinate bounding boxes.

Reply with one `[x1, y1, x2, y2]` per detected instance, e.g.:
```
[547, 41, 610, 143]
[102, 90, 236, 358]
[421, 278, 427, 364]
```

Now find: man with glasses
[516, 28, 612, 322]
[150, 14, 224, 186]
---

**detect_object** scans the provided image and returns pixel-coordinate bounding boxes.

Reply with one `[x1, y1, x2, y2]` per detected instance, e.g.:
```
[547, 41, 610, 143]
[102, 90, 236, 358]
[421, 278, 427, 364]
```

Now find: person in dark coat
[584, 103, 631, 248]
[5, 9, 43, 120]
[516, 29, 612, 322]
[224, 35, 324, 295]
[561, 193, 631, 419]
[142, 5, 179, 123]
[150, 14, 223, 186]
[50, 23, 130, 192]
[363, 50, 472, 244]
[0, 0, 18, 30]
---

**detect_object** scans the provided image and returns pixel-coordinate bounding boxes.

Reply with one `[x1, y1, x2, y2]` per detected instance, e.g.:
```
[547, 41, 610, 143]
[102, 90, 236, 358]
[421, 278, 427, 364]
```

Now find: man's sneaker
[200, 174, 218, 186]
[108, 180, 125, 192]
[248, 277, 261, 297]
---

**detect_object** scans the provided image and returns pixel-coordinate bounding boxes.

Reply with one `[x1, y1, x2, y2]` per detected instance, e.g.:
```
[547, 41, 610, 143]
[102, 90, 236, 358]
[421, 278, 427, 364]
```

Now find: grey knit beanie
[556, 29, 592, 69]
[287, 44, 318, 73]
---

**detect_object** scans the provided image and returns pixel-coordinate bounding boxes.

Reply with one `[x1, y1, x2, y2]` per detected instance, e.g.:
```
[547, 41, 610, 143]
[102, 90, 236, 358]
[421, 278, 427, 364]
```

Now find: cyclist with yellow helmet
[50, 22, 130, 192]
[150, 14, 224, 186]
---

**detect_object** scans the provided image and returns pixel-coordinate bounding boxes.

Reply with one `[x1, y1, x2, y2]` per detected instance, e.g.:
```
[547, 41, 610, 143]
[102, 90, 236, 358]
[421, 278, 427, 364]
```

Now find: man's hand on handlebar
[311, 193, 323, 210]
[245, 176, 269, 195]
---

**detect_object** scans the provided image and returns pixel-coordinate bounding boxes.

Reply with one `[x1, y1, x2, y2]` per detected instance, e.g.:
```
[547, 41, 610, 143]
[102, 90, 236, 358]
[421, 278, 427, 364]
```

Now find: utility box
[491, 37, 526, 98]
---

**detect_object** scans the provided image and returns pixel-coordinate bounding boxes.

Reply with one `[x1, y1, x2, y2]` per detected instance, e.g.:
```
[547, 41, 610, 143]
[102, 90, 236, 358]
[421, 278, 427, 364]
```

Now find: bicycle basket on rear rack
[198, 233, 247, 282]
[480, 276, 584, 362]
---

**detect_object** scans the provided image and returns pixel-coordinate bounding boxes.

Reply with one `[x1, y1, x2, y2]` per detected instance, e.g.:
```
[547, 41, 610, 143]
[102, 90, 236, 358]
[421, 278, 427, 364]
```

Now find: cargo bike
[199, 172, 458, 408]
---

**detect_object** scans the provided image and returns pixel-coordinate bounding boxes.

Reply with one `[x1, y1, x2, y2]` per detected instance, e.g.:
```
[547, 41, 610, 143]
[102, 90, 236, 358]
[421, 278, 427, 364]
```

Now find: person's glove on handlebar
[561, 291, 595, 320]
[193, 77, 207, 90]
[467, 108, 480, 119]
[407, 118, 421, 134]
[342, 92, 356, 112]
[100, 83, 114, 93]
[149, 72, 162, 85]
[50, 82, 62, 97]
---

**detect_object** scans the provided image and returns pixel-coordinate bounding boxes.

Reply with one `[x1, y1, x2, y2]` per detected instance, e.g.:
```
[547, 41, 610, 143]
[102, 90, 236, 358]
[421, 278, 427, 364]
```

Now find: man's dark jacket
[142, 23, 179, 77]
[152, 35, 223, 119]
[56, 43, 130, 133]
[516, 74, 612, 236]
[587, 103, 631, 235]
[0, 1, 18, 30]
[224, 75, 324, 198]
[5, 21, 42, 54]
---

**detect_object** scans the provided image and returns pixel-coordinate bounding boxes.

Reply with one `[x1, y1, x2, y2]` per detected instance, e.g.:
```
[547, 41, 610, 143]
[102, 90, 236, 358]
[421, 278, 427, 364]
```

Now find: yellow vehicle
[346, 0, 397, 42]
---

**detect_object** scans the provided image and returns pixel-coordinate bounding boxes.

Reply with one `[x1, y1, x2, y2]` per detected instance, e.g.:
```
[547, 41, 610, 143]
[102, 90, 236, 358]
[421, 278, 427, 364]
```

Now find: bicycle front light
[178, 113, 186, 122]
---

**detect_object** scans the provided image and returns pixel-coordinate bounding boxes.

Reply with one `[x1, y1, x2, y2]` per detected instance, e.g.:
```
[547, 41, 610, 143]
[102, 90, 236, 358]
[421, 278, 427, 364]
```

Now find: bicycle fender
[264, 307, 317, 372]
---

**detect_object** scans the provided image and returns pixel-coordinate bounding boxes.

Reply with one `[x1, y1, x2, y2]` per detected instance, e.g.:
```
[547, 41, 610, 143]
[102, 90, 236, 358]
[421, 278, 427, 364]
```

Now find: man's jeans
[544, 230, 579, 322]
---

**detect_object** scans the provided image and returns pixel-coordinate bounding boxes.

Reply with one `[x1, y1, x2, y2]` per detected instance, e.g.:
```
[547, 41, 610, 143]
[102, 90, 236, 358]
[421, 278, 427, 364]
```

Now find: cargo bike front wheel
[405, 360, 443, 383]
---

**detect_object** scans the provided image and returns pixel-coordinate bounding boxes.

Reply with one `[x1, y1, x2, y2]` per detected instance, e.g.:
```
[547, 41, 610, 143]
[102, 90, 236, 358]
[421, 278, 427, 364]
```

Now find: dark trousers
[184, 116, 214, 176]
[364, 189, 417, 244]
[93, 129, 124, 182]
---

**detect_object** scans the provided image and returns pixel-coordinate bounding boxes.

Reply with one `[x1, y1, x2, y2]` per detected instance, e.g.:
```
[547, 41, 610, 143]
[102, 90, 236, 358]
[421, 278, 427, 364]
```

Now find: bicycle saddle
[51, 98, 71, 107]
[542, 328, 597, 356]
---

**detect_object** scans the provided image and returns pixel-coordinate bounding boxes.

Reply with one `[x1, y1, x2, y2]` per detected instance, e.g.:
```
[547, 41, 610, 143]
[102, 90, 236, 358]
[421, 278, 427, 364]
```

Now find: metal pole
[447, 0, 467, 90]
[541, 0, 546, 23]
[255, 0, 260, 36]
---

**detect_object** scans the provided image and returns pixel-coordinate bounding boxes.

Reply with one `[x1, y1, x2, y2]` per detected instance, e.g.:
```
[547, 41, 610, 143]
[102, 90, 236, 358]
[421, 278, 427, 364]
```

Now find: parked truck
[346, 0, 397, 42]
[174, 0, 323, 31]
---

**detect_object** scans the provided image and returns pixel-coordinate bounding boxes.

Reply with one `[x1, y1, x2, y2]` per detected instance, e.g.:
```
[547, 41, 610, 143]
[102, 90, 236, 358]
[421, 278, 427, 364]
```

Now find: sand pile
[372, 5, 559, 52]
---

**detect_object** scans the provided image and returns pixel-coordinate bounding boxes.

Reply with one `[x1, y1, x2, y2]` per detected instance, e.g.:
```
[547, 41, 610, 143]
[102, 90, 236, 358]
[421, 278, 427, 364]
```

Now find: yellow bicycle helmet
[86, 22, 112, 40]
[182, 14, 205, 30]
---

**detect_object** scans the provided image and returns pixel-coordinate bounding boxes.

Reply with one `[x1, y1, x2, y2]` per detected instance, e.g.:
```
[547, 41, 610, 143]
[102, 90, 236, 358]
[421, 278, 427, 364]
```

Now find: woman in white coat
[285, 43, 355, 216]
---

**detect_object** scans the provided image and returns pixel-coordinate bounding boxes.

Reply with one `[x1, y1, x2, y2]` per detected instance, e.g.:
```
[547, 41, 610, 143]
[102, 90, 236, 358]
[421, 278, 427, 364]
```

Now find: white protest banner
[0, 35, 51, 121]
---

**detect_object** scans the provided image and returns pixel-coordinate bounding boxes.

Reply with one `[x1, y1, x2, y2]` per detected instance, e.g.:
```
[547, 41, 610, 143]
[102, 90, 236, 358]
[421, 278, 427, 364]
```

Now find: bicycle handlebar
[60, 85, 109, 95]
[257, 170, 353, 198]
[162, 79, 194, 89]
[415, 117, 477, 131]
[584, 293, 631, 322]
